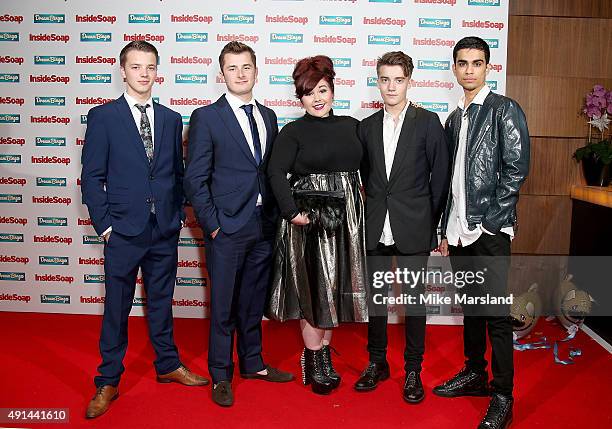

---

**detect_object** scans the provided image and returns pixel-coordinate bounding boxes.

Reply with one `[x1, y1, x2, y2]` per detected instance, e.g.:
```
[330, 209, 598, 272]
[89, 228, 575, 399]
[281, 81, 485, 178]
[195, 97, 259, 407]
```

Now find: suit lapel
[388, 104, 418, 183]
[215, 95, 257, 167]
[150, 102, 165, 170]
[114, 95, 150, 168]
[371, 110, 388, 184]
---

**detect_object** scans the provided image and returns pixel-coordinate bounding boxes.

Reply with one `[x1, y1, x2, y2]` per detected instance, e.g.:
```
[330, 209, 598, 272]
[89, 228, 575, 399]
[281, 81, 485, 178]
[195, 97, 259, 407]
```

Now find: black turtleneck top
[267, 111, 362, 219]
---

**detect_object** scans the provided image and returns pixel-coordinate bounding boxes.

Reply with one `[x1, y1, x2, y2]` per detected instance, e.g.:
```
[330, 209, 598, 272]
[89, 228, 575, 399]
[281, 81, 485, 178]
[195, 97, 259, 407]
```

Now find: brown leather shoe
[85, 385, 118, 419]
[157, 365, 210, 386]
[241, 364, 295, 383]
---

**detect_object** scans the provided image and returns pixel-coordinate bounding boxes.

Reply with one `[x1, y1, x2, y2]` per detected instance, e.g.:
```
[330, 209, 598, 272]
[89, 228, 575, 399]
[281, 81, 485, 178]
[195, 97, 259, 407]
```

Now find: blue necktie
[240, 104, 262, 165]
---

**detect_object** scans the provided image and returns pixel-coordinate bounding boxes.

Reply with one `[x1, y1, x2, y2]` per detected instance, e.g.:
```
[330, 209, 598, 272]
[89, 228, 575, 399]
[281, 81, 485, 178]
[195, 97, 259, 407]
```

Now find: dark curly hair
[292, 55, 335, 99]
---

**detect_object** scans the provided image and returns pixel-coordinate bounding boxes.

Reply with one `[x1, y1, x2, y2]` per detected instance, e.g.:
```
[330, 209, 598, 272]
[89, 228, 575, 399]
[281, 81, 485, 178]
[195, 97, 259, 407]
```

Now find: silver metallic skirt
[266, 171, 369, 329]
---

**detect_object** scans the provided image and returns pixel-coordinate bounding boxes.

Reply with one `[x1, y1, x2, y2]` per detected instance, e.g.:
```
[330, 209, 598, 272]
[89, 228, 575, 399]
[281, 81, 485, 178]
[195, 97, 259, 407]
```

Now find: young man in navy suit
[81, 41, 208, 419]
[185, 41, 293, 407]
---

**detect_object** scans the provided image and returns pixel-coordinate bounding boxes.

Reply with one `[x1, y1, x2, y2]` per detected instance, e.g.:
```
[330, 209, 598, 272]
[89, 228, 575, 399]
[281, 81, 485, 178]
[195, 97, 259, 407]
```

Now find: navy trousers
[205, 208, 275, 384]
[94, 215, 181, 388]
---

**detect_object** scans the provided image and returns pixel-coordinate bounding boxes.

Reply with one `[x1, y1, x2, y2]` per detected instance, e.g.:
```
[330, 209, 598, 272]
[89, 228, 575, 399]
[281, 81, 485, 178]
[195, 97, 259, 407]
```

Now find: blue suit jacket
[81, 95, 185, 238]
[184, 95, 279, 235]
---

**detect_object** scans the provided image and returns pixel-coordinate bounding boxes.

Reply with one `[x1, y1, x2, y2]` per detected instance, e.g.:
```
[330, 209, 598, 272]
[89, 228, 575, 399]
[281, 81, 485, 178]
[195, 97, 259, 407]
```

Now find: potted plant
[573, 85, 612, 187]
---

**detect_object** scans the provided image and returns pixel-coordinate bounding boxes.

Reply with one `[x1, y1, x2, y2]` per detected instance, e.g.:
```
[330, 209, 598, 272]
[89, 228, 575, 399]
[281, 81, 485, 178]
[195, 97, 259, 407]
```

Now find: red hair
[292, 55, 335, 99]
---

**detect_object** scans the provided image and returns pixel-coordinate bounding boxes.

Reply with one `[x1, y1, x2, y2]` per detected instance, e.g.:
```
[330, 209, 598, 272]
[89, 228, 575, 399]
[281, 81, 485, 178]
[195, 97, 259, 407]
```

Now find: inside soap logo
[37, 216, 68, 226]
[36, 177, 67, 187]
[176, 32, 208, 42]
[320, 16, 352, 26]
[368, 35, 401, 45]
[34, 55, 65, 65]
[331, 58, 351, 68]
[40, 294, 70, 304]
[270, 33, 303, 43]
[0, 14, 24, 24]
[0, 233, 24, 242]
[34, 14, 65, 24]
[468, 0, 500, 5]
[0, 32, 19, 42]
[80, 32, 112, 42]
[332, 100, 350, 109]
[483, 38, 499, 48]
[128, 14, 160, 24]
[0, 194, 22, 203]
[0, 74, 20, 83]
[175, 74, 207, 84]
[36, 137, 66, 147]
[417, 101, 449, 112]
[76, 15, 117, 24]
[462, 19, 504, 30]
[80, 74, 111, 83]
[269, 75, 293, 85]
[222, 14, 255, 24]
[35, 96, 65, 106]
[417, 60, 450, 70]
[39, 256, 69, 265]
[0, 272, 25, 281]
[414, 0, 456, 4]
[419, 18, 452, 28]
[0, 155, 21, 163]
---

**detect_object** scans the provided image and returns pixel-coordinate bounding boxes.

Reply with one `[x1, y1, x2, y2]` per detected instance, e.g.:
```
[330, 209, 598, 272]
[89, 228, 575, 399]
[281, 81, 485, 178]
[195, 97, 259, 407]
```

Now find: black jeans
[367, 243, 428, 373]
[449, 232, 513, 396]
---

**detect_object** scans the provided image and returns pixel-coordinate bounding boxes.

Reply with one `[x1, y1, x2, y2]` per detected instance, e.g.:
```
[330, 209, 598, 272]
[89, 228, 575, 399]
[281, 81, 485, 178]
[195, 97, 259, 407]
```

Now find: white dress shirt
[446, 85, 513, 247]
[225, 91, 267, 205]
[379, 101, 410, 246]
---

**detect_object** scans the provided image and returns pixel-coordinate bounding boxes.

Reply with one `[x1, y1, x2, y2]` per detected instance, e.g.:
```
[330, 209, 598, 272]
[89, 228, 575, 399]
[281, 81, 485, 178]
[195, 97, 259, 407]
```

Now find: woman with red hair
[267, 55, 368, 395]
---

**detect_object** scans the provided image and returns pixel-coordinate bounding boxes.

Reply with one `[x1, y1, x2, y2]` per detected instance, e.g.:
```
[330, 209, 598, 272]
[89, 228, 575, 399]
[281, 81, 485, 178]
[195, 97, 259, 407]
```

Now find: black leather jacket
[441, 91, 530, 236]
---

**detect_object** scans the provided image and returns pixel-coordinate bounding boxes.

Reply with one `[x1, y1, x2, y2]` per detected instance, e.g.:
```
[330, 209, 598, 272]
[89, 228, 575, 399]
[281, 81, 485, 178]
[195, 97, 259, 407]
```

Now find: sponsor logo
[79, 257, 104, 265]
[0, 55, 24, 65]
[0, 74, 20, 83]
[462, 19, 504, 30]
[277, 117, 298, 128]
[332, 100, 350, 109]
[0, 255, 29, 264]
[270, 33, 303, 43]
[83, 235, 104, 245]
[0, 177, 26, 187]
[84, 274, 105, 283]
[36, 137, 66, 146]
[39, 256, 69, 265]
[335, 77, 355, 87]
[417, 59, 450, 70]
[75, 97, 113, 105]
[76, 14, 117, 24]
[426, 305, 441, 315]
[123, 33, 165, 43]
[367, 76, 378, 87]
[331, 57, 351, 68]
[35, 96, 65, 106]
[222, 14, 255, 24]
[33, 235, 73, 245]
[181, 115, 189, 125]
[36, 273, 74, 283]
[76, 55, 116, 65]
[483, 38, 499, 48]
[419, 18, 452, 28]
[0, 271, 25, 281]
[417, 101, 449, 112]
[133, 297, 147, 306]
[414, 0, 456, 4]
[313, 35, 357, 45]
[80, 73, 111, 84]
[170, 56, 212, 65]
[177, 259, 206, 268]
[486, 80, 498, 90]
[361, 100, 385, 109]
[169, 97, 211, 106]
[0, 14, 24, 24]
[0, 154, 22, 163]
[264, 57, 298, 65]
[170, 14, 213, 24]
[264, 99, 302, 108]
[489, 63, 503, 72]
[175, 32, 208, 42]
[175, 74, 207, 84]
[77, 217, 92, 226]
[80, 295, 104, 303]
[29, 33, 70, 43]
[369, 0, 402, 3]
[30, 115, 70, 125]
[0, 114, 20, 123]
[176, 277, 207, 286]
[36, 177, 67, 187]
[363, 17, 407, 27]
[128, 14, 161, 24]
[178, 237, 205, 247]
[368, 35, 401, 45]
[0, 137, 25, 146]
[0, 32, 19, 42]
[172, 298, 208, 307]
[0, 194, 22, 203]
[413, 37, 455, 47]
[265, 15, 308, 25]
[81, 115, 88, 124]
[468, 0, 500, 5]
[34, 55, 65, 65]
[40, 294, 70, 304]
[320, 15, 352, 25]
[0, 96, 24, 105]
[0, 293, 31, 303]
[29, 74, 70, 84]
[269, 75, 293, 85]
[32, 196, 72, 205]
[33, 14, 65, 24]
[0, 233, 24, 242]
[37, 216, 67, 226]
[80, 32, 112, 42]
[76, 138, 84, 146]
[216, 33, 259, 43]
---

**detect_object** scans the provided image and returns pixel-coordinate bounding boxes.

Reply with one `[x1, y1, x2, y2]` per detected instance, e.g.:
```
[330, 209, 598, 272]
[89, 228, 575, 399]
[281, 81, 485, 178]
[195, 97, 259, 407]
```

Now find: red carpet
[0, 312, 610, 428]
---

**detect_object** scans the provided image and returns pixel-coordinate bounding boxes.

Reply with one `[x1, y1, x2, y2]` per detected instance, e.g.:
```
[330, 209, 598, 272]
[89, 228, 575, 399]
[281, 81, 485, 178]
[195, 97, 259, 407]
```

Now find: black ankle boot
[321, 345, 341, 389]
[301, 348, 334, 395]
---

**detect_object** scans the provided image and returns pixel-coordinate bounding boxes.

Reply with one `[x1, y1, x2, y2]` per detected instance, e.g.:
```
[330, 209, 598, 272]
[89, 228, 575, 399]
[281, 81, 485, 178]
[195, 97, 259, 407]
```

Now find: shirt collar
[225, 91, 255, 111]
[458, 84, 490, 111]
[124, 92, 153, 110]
[383, 100, 410, 124]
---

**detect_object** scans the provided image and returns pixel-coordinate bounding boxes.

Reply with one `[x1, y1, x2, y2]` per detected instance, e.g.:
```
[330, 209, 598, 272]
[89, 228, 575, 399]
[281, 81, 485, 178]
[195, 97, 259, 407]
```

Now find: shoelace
[445, 368, 472, 388]
[405, 371, 417, 388]
[483, 397, 505, 424]
[363, 363, 379, 377]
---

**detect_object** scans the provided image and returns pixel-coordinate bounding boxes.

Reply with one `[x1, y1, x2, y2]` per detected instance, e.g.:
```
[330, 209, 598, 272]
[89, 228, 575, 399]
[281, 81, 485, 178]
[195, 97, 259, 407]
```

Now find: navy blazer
[81, 95, 185, 238]
[184, 95, 279, 235]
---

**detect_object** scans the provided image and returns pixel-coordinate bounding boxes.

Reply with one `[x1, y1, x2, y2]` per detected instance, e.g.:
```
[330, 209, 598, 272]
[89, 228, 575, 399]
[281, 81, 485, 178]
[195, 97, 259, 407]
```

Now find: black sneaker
[354, 361, 390, 392]
[403, 371, 424, 404]
[478, 393, 513, 429]
[432, 367, 489, 398]
[212, 381, 233, 407]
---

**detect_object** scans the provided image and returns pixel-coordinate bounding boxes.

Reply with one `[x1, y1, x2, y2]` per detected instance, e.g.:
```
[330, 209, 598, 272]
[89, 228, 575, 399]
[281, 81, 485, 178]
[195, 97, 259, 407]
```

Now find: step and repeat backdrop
[0, 0, 508, 321]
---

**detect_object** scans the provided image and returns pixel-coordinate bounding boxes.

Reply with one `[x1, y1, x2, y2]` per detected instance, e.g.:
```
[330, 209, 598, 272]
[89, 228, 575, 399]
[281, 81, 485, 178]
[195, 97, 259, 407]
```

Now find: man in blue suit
[185, 41, 293, 407]
[81, 41, 208, 419]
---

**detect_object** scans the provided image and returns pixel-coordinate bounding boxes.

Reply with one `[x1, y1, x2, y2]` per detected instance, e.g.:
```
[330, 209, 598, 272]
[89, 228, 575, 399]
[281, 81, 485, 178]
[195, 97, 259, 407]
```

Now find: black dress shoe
[301, 348, 334, 395]
[403, 371, 424, 404]
[241, 364, 294, 383]
[478, 393, 513, 429]
[432, 367, 489, 398]
[321, 345, 341, 389]
[212, 381, 233, 407]
[354, 361, 390, 392]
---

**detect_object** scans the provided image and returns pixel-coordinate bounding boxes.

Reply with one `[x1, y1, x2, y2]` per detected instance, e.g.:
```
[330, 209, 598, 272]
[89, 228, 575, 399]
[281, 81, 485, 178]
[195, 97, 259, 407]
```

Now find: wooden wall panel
[507, 16, 612, 78]
[510, 0, 612, 18]
[512, 196, 572, 254]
